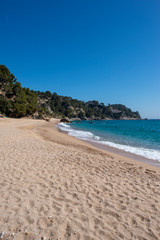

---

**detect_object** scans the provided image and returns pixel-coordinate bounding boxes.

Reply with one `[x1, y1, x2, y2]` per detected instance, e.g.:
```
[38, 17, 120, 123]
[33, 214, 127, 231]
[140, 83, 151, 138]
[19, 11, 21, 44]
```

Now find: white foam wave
[58, 123, 98, 140]
[58, 123, 160, 161]
[99, 140, 160, 161]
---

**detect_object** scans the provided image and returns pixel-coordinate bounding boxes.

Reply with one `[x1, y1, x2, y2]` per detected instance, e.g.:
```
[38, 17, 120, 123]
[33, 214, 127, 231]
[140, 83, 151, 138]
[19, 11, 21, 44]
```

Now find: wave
[58, 123, 100, 141]
[58, 123, 160, 162]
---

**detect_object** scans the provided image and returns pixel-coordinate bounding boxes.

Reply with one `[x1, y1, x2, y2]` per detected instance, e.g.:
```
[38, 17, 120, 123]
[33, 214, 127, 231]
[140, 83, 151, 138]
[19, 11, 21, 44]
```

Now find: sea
[58, 120, 160, 166]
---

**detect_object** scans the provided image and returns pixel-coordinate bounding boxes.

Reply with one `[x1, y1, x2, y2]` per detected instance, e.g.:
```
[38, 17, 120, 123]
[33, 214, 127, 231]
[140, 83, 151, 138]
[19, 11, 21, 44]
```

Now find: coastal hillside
[0, 65, 141, 120]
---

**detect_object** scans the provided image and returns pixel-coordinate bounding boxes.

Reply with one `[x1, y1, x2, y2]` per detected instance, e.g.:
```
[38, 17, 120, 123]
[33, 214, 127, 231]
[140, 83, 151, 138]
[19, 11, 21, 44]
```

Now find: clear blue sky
[0, 0, 160, 118]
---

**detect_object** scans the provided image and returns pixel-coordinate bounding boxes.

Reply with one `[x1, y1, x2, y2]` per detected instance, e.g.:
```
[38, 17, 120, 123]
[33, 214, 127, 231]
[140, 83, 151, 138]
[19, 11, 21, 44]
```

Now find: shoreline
[90, 141, 160, 168]
[40, 120, 160, 172]
[0, 118, 160, 239]
[57, 122, 160, 168]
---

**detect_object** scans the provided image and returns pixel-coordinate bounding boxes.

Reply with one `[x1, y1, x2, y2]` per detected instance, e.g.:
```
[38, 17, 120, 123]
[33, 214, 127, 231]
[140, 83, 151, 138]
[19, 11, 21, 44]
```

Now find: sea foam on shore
[58, 122, 160, 162]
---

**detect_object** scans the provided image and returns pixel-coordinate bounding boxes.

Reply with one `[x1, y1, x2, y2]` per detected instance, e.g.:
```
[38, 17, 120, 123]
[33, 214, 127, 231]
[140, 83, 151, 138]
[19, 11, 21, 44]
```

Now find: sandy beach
[0, 118, 160, 240]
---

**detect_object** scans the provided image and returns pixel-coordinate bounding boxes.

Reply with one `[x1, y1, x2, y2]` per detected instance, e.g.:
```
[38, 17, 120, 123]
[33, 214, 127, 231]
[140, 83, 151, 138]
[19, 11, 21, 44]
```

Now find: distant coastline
[0, 65, 141, 121]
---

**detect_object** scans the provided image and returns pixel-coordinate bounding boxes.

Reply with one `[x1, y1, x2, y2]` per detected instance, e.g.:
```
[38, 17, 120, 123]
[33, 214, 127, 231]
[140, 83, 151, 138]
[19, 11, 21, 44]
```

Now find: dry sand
[0, 118, 160, 240]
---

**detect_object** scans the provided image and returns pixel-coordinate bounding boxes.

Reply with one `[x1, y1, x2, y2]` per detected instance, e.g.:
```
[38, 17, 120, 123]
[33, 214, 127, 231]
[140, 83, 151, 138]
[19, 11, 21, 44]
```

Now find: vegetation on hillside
[0, 65, 141, 120]
[0, 65, 37, 117]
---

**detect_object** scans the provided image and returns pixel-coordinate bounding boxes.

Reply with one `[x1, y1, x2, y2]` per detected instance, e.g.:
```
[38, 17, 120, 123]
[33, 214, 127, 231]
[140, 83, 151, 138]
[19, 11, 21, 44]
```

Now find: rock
[69, 118, 81, 121]
[60, 117, 70, 123]
[32, 111, 40, 119]
[45, 117, 50, 122]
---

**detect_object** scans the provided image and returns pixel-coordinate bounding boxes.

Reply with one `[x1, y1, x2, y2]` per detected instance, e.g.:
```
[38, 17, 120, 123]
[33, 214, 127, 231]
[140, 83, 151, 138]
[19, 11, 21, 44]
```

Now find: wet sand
[89, 141, 160, 168]
[57, 123, 160, 168]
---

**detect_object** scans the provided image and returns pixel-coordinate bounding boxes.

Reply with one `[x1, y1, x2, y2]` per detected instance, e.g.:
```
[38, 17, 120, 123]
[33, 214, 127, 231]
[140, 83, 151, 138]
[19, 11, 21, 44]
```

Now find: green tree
[0, 95, 12, 115]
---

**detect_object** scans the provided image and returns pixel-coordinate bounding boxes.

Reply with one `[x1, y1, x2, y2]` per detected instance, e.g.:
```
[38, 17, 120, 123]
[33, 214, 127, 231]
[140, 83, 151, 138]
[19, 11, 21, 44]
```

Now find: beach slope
[0, 118, 160, 240]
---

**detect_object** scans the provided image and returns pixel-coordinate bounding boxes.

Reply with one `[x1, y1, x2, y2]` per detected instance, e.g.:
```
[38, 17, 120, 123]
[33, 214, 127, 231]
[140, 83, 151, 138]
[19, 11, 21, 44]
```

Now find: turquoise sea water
[58, 120, 160, 162]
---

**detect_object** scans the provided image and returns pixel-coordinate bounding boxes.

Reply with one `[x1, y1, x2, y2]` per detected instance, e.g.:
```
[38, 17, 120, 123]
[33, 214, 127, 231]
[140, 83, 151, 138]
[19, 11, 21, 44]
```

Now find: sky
[0, 0, 160, 118]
